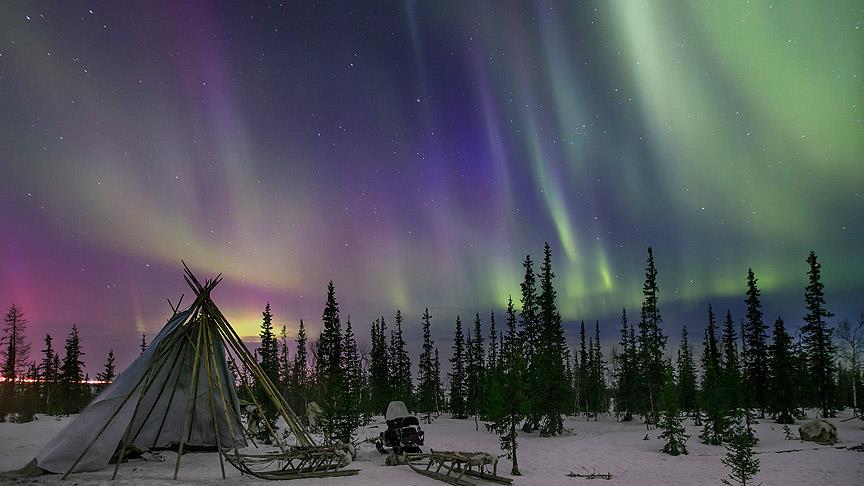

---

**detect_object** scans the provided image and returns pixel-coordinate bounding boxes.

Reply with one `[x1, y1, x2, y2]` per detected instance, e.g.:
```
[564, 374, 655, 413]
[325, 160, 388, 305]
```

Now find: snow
[1, 412, 862, 485]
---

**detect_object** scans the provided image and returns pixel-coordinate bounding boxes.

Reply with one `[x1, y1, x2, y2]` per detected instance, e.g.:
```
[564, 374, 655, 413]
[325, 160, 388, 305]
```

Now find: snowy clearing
[1, 412, 862, 485]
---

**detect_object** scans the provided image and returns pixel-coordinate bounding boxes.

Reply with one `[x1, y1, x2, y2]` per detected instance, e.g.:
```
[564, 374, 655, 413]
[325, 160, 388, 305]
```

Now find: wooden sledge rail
[404, 451, 513, 486]
[224, 447, 359, 480]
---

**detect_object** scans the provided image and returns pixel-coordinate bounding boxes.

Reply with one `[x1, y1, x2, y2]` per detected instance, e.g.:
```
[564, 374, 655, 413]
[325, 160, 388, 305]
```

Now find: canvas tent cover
[35, 308, 246, 474]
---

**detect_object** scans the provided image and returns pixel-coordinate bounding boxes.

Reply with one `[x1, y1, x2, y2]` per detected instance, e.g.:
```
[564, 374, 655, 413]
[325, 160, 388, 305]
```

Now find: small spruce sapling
[658, 370, 689, 455]
[722, 419, 760, 486]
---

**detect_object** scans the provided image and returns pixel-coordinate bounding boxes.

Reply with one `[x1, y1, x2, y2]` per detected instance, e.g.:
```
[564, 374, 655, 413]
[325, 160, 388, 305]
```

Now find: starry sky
[1, 1, 862, 371]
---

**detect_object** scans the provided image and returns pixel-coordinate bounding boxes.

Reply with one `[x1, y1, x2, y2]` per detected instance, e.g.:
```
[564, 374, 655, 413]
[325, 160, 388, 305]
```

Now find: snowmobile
[375, 401, 425, 454]
[376, 401, 512, 486]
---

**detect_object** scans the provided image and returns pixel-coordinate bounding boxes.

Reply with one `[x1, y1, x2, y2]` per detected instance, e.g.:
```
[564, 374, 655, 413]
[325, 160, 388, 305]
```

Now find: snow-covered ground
[1, 412, 862, 485]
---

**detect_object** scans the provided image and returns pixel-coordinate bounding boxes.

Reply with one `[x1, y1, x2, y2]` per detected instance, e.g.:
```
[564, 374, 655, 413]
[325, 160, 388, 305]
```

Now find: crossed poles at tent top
[62, 263, 316, 480]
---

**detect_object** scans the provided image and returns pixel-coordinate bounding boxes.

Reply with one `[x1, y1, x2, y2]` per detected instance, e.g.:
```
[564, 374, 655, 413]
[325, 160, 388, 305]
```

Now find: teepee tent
[20, 264, 355, 480]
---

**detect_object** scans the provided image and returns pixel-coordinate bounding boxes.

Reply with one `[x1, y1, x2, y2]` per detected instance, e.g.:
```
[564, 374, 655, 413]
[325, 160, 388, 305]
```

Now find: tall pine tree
[801, 251, 837, 417]
[518, 254, 541, 431]
[676, 325, 698, 416]
[721, 310, 742, 419]
[490, 296, 525, 476]
[578, 321, 589, 417]
[277, 326, 291, 392]
[315, 281, 345, 443]
[742, 269, 769, 417]
[40, 334, 60, 414]
[338, 317, 362, 440]
[417, 308, 437, 414]
[484, 311, 503, 421]
[465, 313, 486, 422]
[368, 317, 391, 414]
[449, 316, 467, 418]
[1, 304, 30, 397]
[390, 310, 412, 403]
[433, 347, 443, 413]
[255, 302, 279, 432]
[59, 324, 86, 414]
[637, 247, 666, 424]
[700, 304, 726, 445]
[768, 317, 796, 424]
[614, 308, 638, 421]
[289, 318, 309, 418]
[536, 242, 568, 435]
[588, 321, 606, 419]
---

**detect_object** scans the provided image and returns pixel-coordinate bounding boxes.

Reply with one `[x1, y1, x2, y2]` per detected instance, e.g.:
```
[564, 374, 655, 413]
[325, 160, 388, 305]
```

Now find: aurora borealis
[1, 1, 862, 370]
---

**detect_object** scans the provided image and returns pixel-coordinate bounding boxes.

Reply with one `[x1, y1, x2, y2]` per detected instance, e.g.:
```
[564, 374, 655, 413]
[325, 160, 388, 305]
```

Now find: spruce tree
[1, 304, 30, 397]
[791, 337, 808, 419]
[801, 251, 837, 417]
[484, 310, 501, 420]
[59, 324, 86, 414]
[721, 310, 742, 417]
[315, 281, 345, 444]
[722, 419, 760, 486]
[768, 317, 796, 424]
[700, 304, 726, 445]
[518, 254, 540, 431]
[578, 321, 589, 417]
[368, 318, 391, 414]
[536, 242, 567, 435]
[140, 333, 147, 355]
[417, 308, 437, 413]
[338, 317, 362, 441]
[277, 326, 291, 393]
[433, 347, 443, 413]
[589, 321, 606, 419]
[256, 303, 279, 431]
[637, 247, 666, 424]
[449, 316, 467, 418]
[488, 311, 499, 373]
[676, 325, 698, 415]
[40, 334, 59, 414]
[96, 349, 116, 392]
[290, 318, 309, 417]
[466, 313, 486, 421]
[742, 269, 769, 417]
[390, 310, 412, 403]
[659, 369, 689, 455]
[490, 296, 524, 476]
[258, 303, 279, 384]
[614, 308, 638, 421]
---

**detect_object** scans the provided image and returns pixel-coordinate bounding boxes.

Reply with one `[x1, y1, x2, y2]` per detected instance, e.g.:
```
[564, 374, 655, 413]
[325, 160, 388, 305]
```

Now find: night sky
[1, 1, 862, 371]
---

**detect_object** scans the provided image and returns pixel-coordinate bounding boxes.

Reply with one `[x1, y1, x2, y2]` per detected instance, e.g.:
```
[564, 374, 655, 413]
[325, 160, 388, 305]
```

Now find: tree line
[242, 244, 861, 476]
[1, 246, 862, 474]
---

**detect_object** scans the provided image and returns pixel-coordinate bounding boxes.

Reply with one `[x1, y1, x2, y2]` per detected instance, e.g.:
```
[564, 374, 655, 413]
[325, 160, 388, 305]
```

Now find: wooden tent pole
[211, 320, 289, 453]
[204, 322, 254, 457]
[111, 336, 185, 479]
[216, 317, 310, 446]
[126, 334, 187, 445]
[173, 320, 205, 480]
[205, 302, 313, 446]
[221, 354, 260, 448]
[149, 341, 190, 448]
[201, 319, 226, 479]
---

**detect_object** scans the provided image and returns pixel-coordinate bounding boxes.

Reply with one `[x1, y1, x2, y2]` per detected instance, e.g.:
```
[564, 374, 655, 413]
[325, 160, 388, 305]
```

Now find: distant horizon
[2, 246, 859, 375]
